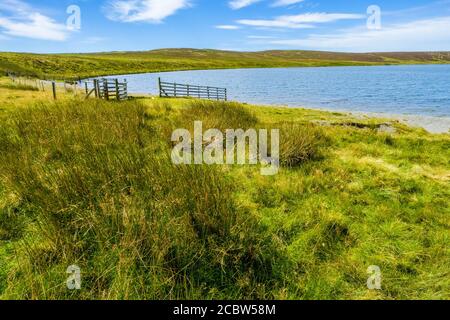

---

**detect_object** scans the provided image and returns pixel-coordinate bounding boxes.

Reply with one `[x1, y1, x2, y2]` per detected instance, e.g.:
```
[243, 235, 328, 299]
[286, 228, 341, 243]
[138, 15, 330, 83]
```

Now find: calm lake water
[100, 65, 450, 117]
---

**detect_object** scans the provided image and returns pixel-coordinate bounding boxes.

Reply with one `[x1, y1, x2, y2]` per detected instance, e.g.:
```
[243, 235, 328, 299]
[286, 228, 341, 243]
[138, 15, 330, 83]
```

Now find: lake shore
[311, 107, 450, 134]
[354, 112, 450, 134]
[243, 101, 450, 134]
[101, 65, 450, 128]
[137, 94, 450, 134]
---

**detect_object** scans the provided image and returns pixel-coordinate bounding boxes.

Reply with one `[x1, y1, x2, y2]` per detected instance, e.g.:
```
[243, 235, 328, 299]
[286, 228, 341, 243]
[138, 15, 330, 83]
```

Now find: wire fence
[6, 73, 128, 101]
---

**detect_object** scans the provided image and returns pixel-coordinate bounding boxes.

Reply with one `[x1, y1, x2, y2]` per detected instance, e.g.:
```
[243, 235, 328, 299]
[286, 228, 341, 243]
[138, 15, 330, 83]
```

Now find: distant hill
[1, 49, 450, 80]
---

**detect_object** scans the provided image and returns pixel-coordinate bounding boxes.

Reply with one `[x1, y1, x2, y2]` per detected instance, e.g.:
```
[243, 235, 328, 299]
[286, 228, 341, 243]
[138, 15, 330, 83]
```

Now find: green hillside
[1, 49, 450, 80]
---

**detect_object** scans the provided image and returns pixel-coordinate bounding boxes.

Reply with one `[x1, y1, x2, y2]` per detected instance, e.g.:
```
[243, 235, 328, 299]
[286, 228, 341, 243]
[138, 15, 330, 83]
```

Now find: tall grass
[0, 83, 39, 91]
[0, 99, 286, 299]
[277, 123, 327, 167]
[177, 100, 258, 132]
[2, 97, 447, 300]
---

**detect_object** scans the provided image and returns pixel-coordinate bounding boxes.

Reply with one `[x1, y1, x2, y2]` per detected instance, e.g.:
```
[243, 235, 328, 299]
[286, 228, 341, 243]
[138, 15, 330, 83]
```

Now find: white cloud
[284, 13, 365, 23]
[271, 0, 304, 7]
[229, 0, 262, 10]
[0, 0, 70, 41]
[229, 0, 304, 9]
[269, 16, 450, 52]
[237, 19, 313, 29]
[215, 25, 241, 30]
[237, 12, 364, 29]
[0, 0, 31, 13]
[105, 0, 191, 23]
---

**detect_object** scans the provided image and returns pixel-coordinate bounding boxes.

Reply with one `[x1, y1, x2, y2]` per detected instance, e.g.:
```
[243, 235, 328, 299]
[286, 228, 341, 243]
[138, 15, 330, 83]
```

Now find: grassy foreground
[1, 49, 450, 80]
[0, 79, 449, 300]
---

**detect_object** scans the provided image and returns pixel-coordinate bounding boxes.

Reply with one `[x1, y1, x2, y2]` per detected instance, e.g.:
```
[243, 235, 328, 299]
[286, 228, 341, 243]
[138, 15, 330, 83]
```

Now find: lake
[100, 65, 450, 117]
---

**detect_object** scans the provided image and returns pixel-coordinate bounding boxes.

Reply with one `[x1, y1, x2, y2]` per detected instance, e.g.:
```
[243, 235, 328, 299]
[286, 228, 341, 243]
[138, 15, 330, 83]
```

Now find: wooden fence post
[94, 80, 98, 98]
[85, 82, 88, 95]
[158, 77, 162, 98]
[104, 80, 109, 101]
[124, 79, 128, 100]
[52, 82, 57, 100]
[115, 79, 119, 100]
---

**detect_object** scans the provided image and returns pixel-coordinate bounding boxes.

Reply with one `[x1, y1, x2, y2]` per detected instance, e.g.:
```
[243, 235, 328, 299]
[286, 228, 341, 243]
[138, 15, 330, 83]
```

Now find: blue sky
[0, 0, 450, 53]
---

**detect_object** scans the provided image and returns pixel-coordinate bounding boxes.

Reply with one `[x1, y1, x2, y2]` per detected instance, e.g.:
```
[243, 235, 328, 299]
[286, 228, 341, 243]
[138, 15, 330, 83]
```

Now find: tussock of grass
[277, 123, 327, 167]
[177, 100, 258, 131]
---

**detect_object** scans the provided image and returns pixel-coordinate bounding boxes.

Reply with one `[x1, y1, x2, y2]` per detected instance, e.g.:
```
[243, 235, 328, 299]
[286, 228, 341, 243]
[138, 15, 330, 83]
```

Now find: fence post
[115, 79, 119, 100]
[52, 82, 57, 100]
[207, 86, 210, 99]
[94, 79, 98, 98]
[187, 84, 190, 97]
[85, 82, 88, 95]
[174, 83, 177, 98]
[158, 77, 162, 98]
[124, 79, 128, 100]
[225, 89, 227, 101]
[104, 80, 109, 101]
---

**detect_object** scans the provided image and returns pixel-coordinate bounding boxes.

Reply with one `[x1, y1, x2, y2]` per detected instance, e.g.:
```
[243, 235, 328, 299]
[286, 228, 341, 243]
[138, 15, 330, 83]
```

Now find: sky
[0, 0, 450, 53]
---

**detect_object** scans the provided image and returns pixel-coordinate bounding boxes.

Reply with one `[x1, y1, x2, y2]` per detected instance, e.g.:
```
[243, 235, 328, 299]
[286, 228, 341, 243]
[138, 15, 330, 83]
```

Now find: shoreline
[293, 104, 450, 134]
[87, 62, 450, 81]
[350, 111, 450, 134]
[134, 93, 450, 134]
[234, 95, 450, 135]
[237, 101, 450, 134]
